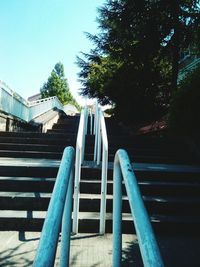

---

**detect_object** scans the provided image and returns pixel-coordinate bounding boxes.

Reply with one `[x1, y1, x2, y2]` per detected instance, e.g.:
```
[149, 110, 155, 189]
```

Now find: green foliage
[168, 63, 200, 136]
[77, 0, 200, 124]
[40, 62, 81, 111]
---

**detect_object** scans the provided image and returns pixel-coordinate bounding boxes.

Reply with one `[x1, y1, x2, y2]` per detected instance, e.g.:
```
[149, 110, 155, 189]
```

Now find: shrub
[168, 63, 200, 136]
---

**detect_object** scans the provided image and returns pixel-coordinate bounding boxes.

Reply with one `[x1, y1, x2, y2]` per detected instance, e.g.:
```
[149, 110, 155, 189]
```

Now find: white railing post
[72, 108, 88, 234]
[99, 112, 108, 234]
[93, 104, 99, 161]
[89, 108, 93, 135]
[97, 115, 102, 165]
[93, 106, 108, 234]
[82, 108, 88, 163]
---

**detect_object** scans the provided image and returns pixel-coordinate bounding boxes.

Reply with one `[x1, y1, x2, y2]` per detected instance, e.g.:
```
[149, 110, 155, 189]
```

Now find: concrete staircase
[0, 114, 79, 231]
[0, 114, 200, 265]
[76, 118, 200, 234]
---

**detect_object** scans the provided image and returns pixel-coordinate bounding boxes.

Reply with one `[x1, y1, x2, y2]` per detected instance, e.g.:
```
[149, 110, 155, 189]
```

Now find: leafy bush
[168, 63, 200, 136]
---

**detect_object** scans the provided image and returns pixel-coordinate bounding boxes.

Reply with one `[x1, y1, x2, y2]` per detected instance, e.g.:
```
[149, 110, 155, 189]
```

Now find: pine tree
[77, 0, 200, 124]
[41, 62, 81, 110]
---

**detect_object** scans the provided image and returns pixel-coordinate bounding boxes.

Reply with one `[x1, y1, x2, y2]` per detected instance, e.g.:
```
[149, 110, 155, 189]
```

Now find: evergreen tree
[78, 0, 200, 124]
[41, 62, 81, 110]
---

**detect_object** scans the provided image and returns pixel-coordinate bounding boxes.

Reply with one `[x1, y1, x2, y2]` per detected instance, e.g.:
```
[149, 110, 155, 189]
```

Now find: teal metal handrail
[113, 149, 164, 267]
[33, 146, 75, 267]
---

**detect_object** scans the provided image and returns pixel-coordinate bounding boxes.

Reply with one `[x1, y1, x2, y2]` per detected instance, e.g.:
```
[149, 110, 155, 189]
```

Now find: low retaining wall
[0, 111, 40, 132]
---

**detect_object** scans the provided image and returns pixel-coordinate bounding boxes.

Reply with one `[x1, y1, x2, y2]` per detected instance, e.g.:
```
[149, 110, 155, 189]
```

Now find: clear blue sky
[0, 0, 105, 105]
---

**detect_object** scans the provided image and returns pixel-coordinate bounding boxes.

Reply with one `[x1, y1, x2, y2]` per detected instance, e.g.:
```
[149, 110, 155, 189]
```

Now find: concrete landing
[0, 231, 139, 266]
[1, 231, 200, 266]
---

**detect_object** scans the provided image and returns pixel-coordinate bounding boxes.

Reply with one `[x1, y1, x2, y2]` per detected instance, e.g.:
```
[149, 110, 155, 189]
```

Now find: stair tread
[0, 177, 55, 181]
[80, 179, 200, 186]
[0, 192, 51, 197]
[0, 210, 46, 218]
[0, 157, 61, 167]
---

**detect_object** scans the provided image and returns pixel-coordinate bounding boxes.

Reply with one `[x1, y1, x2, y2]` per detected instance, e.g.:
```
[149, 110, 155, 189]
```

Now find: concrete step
[47, 128, 77, 134]
[0, 136, 76, 145]
[0, 206, 200, 232]
[52, 123, 79, 130]
[78, 193, 200, 214]
[77, 212, 200, 234]
[1, 187, 199, 217]
[0, 131, 76, 139]
[0, 143, 67, 153]
[85, 152, 198, 164]
[0, 165, 58, 177]
[80, 179, 200, 196]
[0, 195, 50, 211]
[0, 177, 55, 192]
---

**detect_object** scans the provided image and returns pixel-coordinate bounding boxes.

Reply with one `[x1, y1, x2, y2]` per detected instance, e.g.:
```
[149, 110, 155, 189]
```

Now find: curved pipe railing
[72, 107, 88, 234]
[113, 149, 164, 267]
[33, 146, 75, 267]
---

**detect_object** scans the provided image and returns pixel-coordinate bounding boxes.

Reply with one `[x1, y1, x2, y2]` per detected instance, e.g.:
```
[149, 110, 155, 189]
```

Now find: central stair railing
[72, 107, 89, 233]
[93, 102, 108, 234]
[113, 149, 164, 267]
[33, 146, 75, 267]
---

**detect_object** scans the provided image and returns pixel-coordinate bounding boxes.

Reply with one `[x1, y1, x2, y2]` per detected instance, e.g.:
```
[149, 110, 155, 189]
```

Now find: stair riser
[0, 144, 67, 153]
[1, 196, 199, 216]
[0, 166, 58, 177]
[0, 180, 55, 193]
[78, 219, 200, 234]
[80, 182, 200, 197]
[0, 197, 49, 210]
[0, 151, 62, 159]
[85, 153, 197, 164]
[0, 137, 76, 146]
[0, 132, 76, 139]
[0, 218, 199, 233]
[81, 168, 200, 183]
[52, 124, 79, 130]
[79, 198, 200, 215]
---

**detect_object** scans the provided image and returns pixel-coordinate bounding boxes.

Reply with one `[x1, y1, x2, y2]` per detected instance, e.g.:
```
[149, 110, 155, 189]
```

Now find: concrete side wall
[0, 112, 41, 132]
[31, 108, 63, 133]
[0, 108, 63, 133]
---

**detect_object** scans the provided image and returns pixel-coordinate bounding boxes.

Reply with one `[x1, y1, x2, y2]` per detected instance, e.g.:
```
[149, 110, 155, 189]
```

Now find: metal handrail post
[60, 169, 74, 267]
[99, 113, 108, 234]
[89, 108, 93, 135]
[93, 100, 98, 135]
[97, 112, 102, 165]
[99, 145, 108, 234]
[73, 108, 88, 234]
[113, 149, 164, 267]
[93, 105, 99, 161]
[33, 147, 74, 267]
[82, 108, 88, 163]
